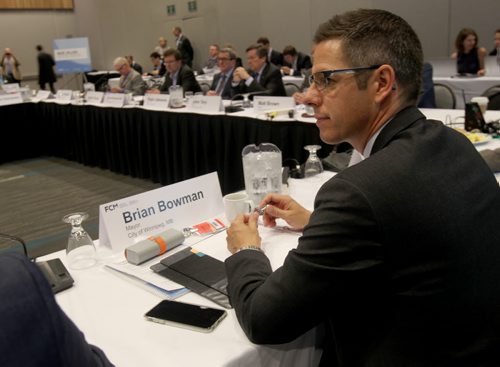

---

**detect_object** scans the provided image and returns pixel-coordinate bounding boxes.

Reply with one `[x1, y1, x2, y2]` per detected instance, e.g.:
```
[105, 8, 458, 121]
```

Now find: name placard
[98, 172, 224, 252]
[189, 95, 222, 112]
[2, 83, 20, 93]
[143, 93, 170, 110]
[103, 92, 125, 107]
[85, 91, 104, 104]
[55, 89, 73, 101]
[0, 92, 23, 106]
[253, 96, 295, 112]
[35, 90, 51, 100]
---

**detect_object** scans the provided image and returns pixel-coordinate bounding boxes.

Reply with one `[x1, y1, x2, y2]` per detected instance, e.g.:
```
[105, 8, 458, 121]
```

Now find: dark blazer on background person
[232, 63, 286, 96]
[209, 70, 235, 99]
[159, 64, 201, 94]
[283, 52, 312, 76]
[0, 253, 114, 366]
[269, 49, 283, 67]
[177, 35, 194, 67]
[225, 106, 500, 366]
[37, 51, 56, 84]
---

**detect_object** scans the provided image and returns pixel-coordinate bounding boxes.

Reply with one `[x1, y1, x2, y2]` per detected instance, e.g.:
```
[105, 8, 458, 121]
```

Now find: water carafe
[242, 143, 282, 205]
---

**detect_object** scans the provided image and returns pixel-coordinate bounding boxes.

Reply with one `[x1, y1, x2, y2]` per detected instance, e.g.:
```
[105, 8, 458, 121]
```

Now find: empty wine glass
[63, 212, 97, 270]
[304, 145, 324, 177]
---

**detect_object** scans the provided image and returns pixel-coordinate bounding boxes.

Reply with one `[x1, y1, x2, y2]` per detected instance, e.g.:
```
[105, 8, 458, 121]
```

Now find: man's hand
[259, 194, 311, 230]
[226, 212, 261, 254]
[233, 67, 250, 83]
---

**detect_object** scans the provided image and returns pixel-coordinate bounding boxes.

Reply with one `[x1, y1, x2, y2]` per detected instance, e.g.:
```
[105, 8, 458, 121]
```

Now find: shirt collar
[348, 119, 391, 166]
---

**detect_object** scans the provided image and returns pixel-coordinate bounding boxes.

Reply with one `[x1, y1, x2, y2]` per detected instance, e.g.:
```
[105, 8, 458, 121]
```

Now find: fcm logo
[104, 203, 119, 212]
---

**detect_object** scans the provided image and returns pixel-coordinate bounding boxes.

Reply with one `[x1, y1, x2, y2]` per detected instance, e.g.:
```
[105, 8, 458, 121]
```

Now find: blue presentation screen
[53, 37, 92, 74]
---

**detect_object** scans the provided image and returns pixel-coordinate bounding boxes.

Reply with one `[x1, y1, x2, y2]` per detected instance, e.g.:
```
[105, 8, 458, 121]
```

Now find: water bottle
[242, 143, 282, 205]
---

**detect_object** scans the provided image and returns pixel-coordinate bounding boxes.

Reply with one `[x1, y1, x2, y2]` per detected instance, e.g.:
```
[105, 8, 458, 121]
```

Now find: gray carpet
[0, 157, 161, 258]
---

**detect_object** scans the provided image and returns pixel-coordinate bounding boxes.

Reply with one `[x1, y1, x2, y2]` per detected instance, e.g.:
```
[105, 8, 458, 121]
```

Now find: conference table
[433, 75, 500, 109]
[37, 107, 500, 367]
[0, 98, 329, 195]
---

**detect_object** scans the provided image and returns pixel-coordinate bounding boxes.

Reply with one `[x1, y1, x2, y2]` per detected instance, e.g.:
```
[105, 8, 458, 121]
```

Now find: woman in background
[1, 48, 22, 84]
[451, 28, 486, 75]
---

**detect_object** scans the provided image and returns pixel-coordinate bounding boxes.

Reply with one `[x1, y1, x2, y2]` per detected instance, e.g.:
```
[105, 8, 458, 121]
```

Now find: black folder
[151, 247, 231, 309]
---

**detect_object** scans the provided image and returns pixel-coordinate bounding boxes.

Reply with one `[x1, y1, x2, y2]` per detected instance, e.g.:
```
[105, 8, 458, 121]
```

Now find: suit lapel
[371, 106, 426, 155]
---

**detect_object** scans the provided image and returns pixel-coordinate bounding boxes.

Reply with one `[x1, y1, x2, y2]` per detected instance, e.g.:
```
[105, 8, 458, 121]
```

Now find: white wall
[1, 0, 499, 78]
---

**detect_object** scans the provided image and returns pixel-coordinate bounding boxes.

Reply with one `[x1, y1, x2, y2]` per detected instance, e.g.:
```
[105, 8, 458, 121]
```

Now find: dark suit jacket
[0, 253, 114, 366]
[283, 52, 312, 76]
[225, 106, 500, 366]
[269, 49, 283, 67]
[37, 51, 56, 84]
[232, 63, 286, 96]
[177, 35, 194, 67]
[160, 64, 201, 94]
[209, 70, 234, 99]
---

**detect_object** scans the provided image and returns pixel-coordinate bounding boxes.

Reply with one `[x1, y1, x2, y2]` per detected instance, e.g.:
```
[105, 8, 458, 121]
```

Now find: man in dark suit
[225, 9, 500, 366]
[231, 44, 286, 97]
[149, 49, 200, 94]
[257, 36, 283, 66]
[0, 253, 114, 366]
[172, 26, 194, 67]
[206, 48, 236, 99]
[281, 45, 312, 76]
[36, 44, 57, 93]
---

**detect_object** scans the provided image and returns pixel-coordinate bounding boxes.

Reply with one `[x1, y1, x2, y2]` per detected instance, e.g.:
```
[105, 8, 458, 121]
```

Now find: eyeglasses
[308, 65, 381, 90]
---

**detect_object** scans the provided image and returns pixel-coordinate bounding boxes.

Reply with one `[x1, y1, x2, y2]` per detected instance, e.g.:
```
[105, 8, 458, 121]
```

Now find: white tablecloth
[433, 76, 500, 109]
[43, 173, 337, 367]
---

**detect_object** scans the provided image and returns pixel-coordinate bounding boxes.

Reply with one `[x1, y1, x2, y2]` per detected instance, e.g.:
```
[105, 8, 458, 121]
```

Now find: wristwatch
[236, 245, 263, 253]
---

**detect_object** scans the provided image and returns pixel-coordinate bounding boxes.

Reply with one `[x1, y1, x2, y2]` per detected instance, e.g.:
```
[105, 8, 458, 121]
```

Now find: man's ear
[373, 64, 396, 103]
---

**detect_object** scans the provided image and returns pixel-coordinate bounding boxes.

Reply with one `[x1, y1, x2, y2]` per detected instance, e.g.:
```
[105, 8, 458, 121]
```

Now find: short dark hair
[455, 28, 478, 52]
[256, 37, 270, 46]
[163, 48, 182, 61]
[282, 45, 297, 57]
[219, 48, 236, 60]
[314, 8, 423, 104]
[36, 45, 43, 51]
[246, 44, 268, 59]
[150, 51, 161, 59]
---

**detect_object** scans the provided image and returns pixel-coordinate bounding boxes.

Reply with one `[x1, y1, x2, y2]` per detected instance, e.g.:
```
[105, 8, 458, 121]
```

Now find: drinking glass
[185, 91, 194, 102]
[63, 212, 97, 270]
[304, 145, 323, 177]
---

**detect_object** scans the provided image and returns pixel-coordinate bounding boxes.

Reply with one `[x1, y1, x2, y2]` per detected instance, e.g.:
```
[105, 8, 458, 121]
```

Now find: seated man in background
[225, 8, 500, 366]
[256, 36, 283, 66]
[206, 48, 236, 99]
[280, 45, 312, 76]
[125, 55, 143, 75]
[0, 253, 114, 366]
[149, 49, 201, 94]
[232, 44, 286, 97]
[147, 52, 166, 77]
[201, 44, 219, 72]
[111, 57, 147, 95]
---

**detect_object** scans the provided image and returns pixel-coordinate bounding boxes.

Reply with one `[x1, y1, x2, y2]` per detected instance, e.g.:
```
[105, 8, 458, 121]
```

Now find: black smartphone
[144, 300, 227, 333]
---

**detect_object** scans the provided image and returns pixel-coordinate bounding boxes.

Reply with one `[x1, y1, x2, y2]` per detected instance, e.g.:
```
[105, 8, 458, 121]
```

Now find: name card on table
[0, 92, 23, 106]
[253, 96, 295, 113]
[35, 90, 51, 100]
[143, 93, 170, 110]
[98, 172, 224, 252]
[103, 92, 125, 107]
[189, 95, 223, 112]
[55, 89, 73, 101]
[85, 91, 104, 104]
[1, 83, 20, 93]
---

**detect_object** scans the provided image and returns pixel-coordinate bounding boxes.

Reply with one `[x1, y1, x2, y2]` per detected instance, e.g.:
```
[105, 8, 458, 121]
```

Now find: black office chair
[284, 83, 300, 97]
[433, 83, 456, 109]
[481, 85, 500, 110]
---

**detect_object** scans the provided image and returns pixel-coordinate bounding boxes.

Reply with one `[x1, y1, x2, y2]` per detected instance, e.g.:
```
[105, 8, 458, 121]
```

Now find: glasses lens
[311, 72, 326, 89]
